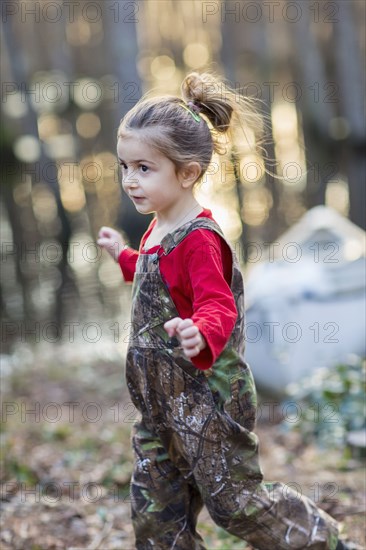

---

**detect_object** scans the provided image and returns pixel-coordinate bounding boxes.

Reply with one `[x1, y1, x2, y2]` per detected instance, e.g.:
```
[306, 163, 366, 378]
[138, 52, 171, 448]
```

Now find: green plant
[281, 355, 366, 450]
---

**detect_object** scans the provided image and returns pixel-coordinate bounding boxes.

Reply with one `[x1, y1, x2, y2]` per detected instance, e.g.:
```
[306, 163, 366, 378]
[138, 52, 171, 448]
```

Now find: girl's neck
[154, 199, 203, 232]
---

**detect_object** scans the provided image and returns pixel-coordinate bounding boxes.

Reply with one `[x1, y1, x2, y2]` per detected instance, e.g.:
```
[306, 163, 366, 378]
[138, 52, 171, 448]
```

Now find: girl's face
[117, 133, 184, 217]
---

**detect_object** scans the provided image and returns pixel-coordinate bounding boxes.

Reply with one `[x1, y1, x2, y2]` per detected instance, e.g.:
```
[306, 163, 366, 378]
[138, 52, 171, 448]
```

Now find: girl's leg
[130, 419, 206, 550]
[193, 414, 339, 550]
[158, 380, 339, 550]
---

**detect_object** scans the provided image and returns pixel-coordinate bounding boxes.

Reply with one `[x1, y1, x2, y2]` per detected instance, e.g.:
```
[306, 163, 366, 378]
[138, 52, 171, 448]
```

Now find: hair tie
[180, 102, 201, 123]
[187, 101, 201, 114]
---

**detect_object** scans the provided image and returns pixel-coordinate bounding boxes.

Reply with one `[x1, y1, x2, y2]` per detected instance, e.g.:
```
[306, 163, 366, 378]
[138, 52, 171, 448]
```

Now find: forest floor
[1, 348, 365, 550]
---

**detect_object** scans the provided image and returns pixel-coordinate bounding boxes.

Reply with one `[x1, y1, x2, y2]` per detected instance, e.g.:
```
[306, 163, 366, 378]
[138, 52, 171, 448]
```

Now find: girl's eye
[140, 165, 149, 173]
[119, 162, 127, 170]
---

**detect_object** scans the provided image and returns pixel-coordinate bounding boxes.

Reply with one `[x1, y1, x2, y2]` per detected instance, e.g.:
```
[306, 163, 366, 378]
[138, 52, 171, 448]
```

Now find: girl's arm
[164, 230, 237, 370]
[118, 247, 139, 282]
[97, 226, 138, 282]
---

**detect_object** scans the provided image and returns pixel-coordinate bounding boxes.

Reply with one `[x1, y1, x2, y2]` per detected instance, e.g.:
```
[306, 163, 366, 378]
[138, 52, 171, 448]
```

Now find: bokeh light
[73, 78, 103, 110]
[2, 92, 28, 118]
[43, 135, 76, 159]
[183, 43, 210, 68]
[13, 135, 41, 163]
[58, 167, 86, 213]
[76, 113, 101, 139]
[32, 184, 58, 224]
[150, 55, 176, 80]
[325, 178, 350, 217]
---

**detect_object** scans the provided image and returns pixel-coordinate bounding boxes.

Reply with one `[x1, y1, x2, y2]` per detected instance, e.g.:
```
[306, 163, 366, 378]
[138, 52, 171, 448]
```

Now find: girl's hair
[117, 71, 265, 181]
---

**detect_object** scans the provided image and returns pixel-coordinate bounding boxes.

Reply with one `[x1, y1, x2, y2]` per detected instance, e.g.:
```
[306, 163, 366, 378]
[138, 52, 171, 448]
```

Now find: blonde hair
[117, 71, 266, 181]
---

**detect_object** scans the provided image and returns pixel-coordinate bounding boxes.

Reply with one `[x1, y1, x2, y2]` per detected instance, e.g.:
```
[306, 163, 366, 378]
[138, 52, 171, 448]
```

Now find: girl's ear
[178, 162, 202, 188]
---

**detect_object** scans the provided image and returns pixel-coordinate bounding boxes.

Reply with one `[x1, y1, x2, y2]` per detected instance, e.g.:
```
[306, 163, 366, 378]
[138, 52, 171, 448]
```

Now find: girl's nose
[124, 169, 138, 186]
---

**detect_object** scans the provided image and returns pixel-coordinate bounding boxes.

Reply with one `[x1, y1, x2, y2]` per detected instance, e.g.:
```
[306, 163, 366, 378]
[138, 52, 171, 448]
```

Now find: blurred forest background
[1, 0, 365, 350]
[1, 1, 365, 549]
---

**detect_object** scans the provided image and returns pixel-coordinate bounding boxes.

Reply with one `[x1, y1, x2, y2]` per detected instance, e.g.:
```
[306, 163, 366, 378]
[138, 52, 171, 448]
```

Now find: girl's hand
[97, 226, 126, 262]
[164, 317, 207, 358]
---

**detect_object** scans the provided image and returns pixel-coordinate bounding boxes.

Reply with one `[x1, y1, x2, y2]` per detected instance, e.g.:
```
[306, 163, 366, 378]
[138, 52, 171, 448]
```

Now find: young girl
[98, 72, 352, 550]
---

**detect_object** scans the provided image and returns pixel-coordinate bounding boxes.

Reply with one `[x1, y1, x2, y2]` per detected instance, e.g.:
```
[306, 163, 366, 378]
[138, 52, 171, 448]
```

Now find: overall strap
[160, 217, 227, 255]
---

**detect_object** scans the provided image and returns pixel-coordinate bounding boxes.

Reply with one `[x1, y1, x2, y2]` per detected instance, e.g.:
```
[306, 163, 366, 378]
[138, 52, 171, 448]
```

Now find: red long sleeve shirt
[118, 208, 237, 370]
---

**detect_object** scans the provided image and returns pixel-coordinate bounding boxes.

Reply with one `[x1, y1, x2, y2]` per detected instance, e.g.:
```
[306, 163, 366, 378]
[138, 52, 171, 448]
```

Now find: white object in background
[244, 206, 366, 396]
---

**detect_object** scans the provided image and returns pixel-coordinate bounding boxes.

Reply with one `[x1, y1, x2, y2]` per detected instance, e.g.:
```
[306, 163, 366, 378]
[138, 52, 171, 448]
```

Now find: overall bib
[125, 218, 339, 550]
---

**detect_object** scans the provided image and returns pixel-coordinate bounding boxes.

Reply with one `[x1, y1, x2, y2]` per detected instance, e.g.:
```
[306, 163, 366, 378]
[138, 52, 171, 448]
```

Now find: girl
[98, 72, 352, 550]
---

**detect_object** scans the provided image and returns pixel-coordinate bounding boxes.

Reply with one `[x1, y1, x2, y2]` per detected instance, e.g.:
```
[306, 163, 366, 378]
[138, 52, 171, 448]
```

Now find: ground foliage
[282, 356, 366, 451]
[1, 347, 365, 549]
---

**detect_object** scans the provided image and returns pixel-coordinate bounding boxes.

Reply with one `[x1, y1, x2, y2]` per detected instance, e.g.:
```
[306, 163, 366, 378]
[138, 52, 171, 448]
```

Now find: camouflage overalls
[125, 217, 339, 550]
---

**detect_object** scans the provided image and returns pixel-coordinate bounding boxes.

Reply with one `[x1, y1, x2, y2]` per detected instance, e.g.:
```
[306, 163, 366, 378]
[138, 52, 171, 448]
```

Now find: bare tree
[332, 1, 366, 229]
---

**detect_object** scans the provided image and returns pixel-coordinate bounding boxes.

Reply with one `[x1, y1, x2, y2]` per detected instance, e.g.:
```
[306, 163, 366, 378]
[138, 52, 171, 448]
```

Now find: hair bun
[181, 72, 206, 104]
[181, 71, 233, 134]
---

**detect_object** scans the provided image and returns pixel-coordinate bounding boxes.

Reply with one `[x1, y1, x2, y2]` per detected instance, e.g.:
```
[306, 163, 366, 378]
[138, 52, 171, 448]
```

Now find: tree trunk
[332, 1, 366, 229]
